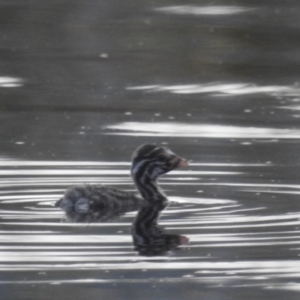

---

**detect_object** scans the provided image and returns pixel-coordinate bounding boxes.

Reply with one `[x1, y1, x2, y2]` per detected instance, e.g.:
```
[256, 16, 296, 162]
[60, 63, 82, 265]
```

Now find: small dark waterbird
[55, 144, 189, 255]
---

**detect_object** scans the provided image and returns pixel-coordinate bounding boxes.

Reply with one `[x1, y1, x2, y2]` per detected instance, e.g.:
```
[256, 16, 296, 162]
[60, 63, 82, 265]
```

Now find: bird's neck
[133, 174, 167, 203]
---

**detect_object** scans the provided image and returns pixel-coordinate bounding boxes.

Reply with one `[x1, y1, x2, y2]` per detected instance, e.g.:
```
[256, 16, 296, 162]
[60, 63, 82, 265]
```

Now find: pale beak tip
[179, 235, 189, 245]
[177, 159, 189, 168]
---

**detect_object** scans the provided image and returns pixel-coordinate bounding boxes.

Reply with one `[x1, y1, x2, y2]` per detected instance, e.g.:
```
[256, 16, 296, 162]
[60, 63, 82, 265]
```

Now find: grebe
[55, 144, 189, 254]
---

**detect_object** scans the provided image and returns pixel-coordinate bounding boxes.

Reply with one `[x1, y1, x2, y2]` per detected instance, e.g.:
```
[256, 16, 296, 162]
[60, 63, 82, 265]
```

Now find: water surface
[1, 1, 300, 299]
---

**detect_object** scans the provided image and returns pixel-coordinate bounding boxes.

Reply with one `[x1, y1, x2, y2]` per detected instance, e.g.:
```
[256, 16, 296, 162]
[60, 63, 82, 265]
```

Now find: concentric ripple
[0, 158, 300, 292]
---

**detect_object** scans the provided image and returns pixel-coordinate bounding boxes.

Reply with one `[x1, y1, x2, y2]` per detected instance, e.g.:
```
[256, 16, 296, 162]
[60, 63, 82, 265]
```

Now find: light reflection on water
[105, 122, 300, 139]
[0, 76, 24, 88]
[155, 6, 253, 16]
[127, 82, 300, 96]
[2, 0, 300, 298]
[0, 159, 300, 291]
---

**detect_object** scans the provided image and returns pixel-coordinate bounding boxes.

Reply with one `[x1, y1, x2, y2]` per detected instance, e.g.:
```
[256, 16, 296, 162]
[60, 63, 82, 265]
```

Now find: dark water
[1, 1, 300, 299]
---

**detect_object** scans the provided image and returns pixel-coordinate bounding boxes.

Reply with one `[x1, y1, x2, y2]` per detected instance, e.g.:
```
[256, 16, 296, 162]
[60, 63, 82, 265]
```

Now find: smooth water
[1, 1, 300, 299]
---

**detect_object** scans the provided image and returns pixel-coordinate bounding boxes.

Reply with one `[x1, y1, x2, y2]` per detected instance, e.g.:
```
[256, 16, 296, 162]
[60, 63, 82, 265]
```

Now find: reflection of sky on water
[1, 259, 300, 293]
[280, 105, 300, 111]
[105, 122, 300, 139]
[155, 6, 253, 16]
[127, 82, 300, 97]
[0, 76, 23, 88]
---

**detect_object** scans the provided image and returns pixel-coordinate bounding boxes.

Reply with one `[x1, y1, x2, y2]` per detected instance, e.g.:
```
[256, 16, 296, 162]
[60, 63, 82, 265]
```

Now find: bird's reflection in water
[56, 144, 189, 255]
[132, 202, 189, 256]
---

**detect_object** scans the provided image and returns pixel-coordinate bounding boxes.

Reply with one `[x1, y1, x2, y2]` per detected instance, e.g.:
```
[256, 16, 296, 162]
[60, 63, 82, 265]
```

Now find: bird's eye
[155, 154, 165, 160]
[169, 157, 178, 164]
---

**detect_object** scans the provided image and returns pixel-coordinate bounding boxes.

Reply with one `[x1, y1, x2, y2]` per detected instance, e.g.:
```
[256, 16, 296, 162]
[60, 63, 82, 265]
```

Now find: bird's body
[55, 144, 189, 255]
[55, 185, 142, 222]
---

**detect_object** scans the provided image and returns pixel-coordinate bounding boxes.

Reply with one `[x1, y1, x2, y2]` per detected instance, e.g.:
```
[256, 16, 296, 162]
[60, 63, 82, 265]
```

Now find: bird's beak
[175, 157, 189, 168]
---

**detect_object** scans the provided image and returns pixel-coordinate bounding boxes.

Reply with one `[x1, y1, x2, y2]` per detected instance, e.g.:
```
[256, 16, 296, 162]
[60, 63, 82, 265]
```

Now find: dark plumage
[55, 144, 189, 255]
[55, 185, 142, 222]
[130, 144, 189, 255]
